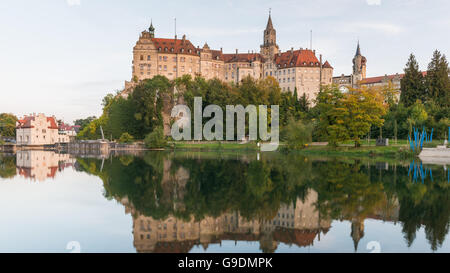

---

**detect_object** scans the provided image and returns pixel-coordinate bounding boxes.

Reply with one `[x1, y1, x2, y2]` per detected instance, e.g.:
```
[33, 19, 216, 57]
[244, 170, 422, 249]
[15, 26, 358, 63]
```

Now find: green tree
[0, 113, 18, 138]
[400, 54, 426, 107]
[315, 86, 386, 147]
[298, 92, 310, 113]
[74, 116, 96, 132]
[426, 50, 450, 107]
[105, 97, 139, 139]
[283, 118, 313, 150]
[344, 88, 387, 147]
[315, 85, 347, 146]
[144, 127, 167, 148]
[130, 76, 172, 139]
[119, 132, 134, 144]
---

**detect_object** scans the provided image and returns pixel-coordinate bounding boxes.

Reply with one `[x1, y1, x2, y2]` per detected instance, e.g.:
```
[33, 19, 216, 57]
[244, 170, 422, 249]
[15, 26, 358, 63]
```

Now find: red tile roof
[323, 60, 333, 69]
[16, 115, 58, 129]
[59, 122, 77, 131]
[273, 228, 319, 247]
[360, 72, 427, 85]
[210, 50, 225, 61]
[222, 53, 263, 63]
[274, 49, 321, 68]
[151, 38, 199, 56]
[47, 117, 58, 129]
[16, 116, 35, 129]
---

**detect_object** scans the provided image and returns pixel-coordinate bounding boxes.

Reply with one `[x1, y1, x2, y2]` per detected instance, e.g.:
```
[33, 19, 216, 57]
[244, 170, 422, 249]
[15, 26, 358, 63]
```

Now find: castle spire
[355, 40, 361, 56]
[149, 20, 155, 38]
[266, 9, 274, 30]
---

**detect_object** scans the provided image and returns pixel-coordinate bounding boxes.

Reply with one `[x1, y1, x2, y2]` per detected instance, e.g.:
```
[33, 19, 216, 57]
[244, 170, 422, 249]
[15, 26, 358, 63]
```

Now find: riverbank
[294, 145, 414, 159]
[167, 141, 414, 159]
[169, 141, 259, 151]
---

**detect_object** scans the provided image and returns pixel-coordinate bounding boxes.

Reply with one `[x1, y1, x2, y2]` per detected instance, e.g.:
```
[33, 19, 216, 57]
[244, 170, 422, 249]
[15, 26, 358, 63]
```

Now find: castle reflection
[1, 150, 450, 252]
[123, 190, 332, 253]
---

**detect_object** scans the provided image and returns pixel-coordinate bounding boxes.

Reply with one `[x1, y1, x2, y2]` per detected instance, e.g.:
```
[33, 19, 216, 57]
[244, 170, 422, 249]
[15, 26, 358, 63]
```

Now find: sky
[0, 0, 449, 123]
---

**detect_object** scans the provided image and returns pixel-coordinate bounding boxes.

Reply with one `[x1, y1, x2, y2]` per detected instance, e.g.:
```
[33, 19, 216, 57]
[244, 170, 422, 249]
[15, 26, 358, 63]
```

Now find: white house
[16, 113, 70, 146]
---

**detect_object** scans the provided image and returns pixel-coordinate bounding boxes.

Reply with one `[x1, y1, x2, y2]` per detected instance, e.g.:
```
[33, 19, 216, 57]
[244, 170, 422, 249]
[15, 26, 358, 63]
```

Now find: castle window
[147, 55, 151, 61]
[164, 65, 167, 71]
[163, 56, 168, 61]
[140, 55, 144, 61]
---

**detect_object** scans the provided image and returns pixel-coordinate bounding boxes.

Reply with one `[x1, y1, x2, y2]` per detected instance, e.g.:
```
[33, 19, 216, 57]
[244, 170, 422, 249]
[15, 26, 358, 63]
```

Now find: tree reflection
[72, 152, 450, 252]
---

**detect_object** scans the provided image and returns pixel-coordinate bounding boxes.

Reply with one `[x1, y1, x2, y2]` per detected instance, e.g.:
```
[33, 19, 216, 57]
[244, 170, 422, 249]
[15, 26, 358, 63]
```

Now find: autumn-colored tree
[316, 85, 386, 147]
[343, 87, 387, 147]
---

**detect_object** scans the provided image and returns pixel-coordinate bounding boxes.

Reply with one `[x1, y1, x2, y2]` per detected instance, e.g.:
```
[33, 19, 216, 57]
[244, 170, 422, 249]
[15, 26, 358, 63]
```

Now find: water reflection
[16, 151, 76, 181]
[1, 151, 450, 252]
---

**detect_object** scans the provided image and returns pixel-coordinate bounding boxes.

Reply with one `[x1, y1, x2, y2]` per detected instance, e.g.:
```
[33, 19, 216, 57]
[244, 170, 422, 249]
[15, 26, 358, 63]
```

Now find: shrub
[119, 132, 134, 144]
[144, 127, 167, 149]
[283, 119, 313, 150]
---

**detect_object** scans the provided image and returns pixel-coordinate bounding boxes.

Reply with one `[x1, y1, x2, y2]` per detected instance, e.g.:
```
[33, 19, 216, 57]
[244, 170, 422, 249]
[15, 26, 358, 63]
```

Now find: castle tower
[149, 21, 155, 38]
[352, 41, 367, 84]
[260, 11, 279, 61]
[350, 220, 365, 252]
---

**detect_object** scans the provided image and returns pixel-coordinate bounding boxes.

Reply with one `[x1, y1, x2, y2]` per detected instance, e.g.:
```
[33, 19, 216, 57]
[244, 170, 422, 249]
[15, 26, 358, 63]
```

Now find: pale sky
[0, 0, 449, 123]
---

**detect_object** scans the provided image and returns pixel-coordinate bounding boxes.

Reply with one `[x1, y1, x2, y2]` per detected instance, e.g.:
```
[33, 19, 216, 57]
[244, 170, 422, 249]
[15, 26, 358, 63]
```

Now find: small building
[16, 113, 70, 146]
[58, 122, 78, 142]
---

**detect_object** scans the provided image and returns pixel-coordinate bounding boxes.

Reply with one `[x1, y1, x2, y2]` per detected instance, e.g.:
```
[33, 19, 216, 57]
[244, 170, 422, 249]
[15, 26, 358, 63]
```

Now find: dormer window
[181, 48, 184, 53]
[171, 48, 174, 52]
[188, 49, 192, 53]
[164, 47, 168, 52]
[158, 47, 161, 52]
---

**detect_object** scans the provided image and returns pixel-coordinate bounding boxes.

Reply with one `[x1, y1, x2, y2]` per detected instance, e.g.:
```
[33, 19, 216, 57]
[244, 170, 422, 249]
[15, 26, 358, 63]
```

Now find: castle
[333, 42, 410, 93]
[123, 14, 334, 102]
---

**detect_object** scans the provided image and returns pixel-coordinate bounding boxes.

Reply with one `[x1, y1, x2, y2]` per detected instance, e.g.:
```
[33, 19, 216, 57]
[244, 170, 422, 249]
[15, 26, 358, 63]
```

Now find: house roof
[150, 38, 199, 56]
[323, 60, 333, 69]
[47, 117, 58, 129]
[16, 116, 35, 129]
[360, 72, 427, 84]
[222, 53, 263, 63]
[210, 49, 225, 61]
[58, 122, 77, 131]
[274, 49, 322, 68]
[16, 115, 58, 129]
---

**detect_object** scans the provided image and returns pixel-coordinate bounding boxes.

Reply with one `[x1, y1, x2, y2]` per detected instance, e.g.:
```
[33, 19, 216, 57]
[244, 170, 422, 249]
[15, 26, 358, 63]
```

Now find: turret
[260, 10, 279, 61]
[352, 41, 367, 82]
[149, 21, 155, 38]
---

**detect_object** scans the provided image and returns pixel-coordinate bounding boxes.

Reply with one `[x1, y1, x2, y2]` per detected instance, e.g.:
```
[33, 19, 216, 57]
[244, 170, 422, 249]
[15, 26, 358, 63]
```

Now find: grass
[169, 141, 259, 151]
[168, 140, 416, 159]
[294, 144, 415, 159]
